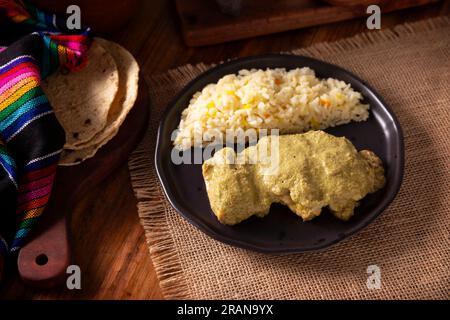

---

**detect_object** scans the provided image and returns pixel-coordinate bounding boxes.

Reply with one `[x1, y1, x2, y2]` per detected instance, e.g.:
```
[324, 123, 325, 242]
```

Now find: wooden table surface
[1, 0, 449, 300]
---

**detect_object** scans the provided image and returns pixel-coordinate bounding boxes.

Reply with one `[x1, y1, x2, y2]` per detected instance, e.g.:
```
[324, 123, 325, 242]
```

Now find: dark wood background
[1, 0, 448, 300]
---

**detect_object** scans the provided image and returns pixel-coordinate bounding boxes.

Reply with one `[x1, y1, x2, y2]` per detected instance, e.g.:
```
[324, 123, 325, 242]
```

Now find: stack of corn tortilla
[41, 38, 140, 166]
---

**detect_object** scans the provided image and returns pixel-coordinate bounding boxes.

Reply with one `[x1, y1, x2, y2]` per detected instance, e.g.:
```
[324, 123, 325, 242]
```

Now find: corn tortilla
[42, 40, 119, 147]
[59, 38, 139, 166]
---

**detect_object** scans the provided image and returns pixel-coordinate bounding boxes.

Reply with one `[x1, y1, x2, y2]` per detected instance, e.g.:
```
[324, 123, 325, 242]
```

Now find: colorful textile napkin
[0, 1, 90, 267]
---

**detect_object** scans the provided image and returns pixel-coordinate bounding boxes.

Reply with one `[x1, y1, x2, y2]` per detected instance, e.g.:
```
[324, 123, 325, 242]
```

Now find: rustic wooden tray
[175, 0, 440, 46]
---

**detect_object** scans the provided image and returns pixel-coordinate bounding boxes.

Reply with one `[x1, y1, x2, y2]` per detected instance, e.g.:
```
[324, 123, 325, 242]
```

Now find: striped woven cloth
[0, 1, 90, 267]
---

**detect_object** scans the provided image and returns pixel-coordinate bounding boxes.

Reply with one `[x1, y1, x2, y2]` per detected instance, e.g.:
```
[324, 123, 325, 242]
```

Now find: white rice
[174, 67, 369, 149]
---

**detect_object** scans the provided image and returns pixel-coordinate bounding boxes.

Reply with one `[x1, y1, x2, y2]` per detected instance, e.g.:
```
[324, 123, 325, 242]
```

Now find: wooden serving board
[13, 77, 150, 288]
[175, 0, 441, 46]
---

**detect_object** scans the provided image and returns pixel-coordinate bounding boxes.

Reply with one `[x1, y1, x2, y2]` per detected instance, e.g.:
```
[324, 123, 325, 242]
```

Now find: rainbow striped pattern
[0, 1, 90, 259]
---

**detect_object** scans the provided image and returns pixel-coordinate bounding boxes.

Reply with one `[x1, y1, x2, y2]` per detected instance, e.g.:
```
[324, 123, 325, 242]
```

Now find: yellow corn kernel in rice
[335, 92, 344, 102]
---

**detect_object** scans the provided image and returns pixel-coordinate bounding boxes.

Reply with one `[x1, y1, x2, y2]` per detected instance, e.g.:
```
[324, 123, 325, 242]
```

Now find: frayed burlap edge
[128, 15, 450, 300]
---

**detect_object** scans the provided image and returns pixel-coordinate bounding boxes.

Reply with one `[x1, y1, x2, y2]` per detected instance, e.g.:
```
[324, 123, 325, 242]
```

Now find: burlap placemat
[128, 16, 450, 299]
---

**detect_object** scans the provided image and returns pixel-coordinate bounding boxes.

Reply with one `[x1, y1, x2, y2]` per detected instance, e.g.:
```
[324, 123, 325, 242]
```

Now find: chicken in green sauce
[202, 131, 385, 225]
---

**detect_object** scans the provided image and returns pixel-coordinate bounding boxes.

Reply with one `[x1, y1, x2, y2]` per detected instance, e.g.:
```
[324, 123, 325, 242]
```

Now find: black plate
[155, 54, 404, 254]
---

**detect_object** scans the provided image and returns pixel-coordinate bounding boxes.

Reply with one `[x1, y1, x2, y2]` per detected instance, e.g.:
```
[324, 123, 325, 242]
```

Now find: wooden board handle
[18, 214, 71, 288]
